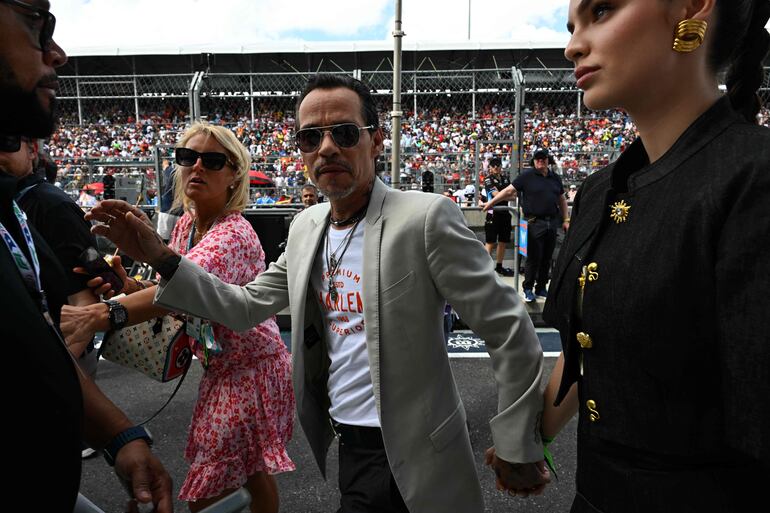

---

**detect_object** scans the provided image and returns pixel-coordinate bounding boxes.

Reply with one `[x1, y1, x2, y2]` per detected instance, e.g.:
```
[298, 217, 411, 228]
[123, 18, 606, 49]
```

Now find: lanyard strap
[0, 201, 44, 304]
[187, 223, 196, 252]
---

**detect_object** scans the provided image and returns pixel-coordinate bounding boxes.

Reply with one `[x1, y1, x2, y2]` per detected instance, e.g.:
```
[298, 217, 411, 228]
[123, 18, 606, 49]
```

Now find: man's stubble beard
[318, 182, 356, 201]
[0, 58, 57, 138]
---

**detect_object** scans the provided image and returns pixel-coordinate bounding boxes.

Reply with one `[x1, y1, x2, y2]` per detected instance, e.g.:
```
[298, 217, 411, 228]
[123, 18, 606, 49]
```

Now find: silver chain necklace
[325, 218, 363, 302]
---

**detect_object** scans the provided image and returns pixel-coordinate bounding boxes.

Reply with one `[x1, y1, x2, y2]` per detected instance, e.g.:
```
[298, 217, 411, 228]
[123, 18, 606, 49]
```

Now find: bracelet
[542, 435, 558, 479]
[563, 218, 571, 223]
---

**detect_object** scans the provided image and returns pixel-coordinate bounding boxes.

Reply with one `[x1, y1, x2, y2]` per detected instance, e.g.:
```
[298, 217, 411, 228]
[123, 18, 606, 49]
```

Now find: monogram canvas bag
[101, 315, 191, 382]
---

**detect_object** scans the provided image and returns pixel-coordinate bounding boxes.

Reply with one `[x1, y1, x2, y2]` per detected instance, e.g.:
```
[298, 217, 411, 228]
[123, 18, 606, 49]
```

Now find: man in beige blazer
[88, 74, 549, 512]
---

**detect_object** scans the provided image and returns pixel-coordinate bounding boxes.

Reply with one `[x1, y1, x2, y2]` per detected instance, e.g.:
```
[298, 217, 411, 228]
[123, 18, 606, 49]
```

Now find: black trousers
[523, 221, 557, 292]
[335, 423, 409, 513]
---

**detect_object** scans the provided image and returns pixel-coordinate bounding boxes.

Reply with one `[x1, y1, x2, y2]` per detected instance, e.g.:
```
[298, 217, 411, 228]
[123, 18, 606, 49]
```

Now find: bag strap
[138, 357, 192, 426]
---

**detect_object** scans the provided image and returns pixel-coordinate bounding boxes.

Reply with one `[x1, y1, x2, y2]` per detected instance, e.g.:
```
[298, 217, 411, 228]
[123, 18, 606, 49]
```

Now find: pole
[391, 0, 404, 189]
[467, 0, 472, 40]
[512, 67, 525, 291]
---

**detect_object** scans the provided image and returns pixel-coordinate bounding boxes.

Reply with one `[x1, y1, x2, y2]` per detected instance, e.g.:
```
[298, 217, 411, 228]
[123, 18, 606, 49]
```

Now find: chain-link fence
[519, 68, 628, 188]
[51, 66, 770, 200]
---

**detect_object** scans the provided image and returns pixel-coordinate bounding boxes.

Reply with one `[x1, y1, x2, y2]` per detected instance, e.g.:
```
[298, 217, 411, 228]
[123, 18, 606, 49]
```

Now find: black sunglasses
[0, 134, 22, 153]
[175, 147, 234, 171]
[294, 123, 374, 153]
[1, 0, 56, 51]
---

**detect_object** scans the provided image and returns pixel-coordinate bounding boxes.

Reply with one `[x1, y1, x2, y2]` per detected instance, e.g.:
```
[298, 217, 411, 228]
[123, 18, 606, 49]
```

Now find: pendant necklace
[325, 215, 365, 303]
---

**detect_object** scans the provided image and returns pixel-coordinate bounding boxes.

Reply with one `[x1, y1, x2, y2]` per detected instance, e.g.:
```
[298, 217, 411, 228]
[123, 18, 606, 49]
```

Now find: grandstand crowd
[47, 101, 770, 198]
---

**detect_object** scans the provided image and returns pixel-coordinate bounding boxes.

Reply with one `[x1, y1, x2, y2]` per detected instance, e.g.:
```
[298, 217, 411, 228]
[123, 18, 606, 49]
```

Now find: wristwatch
[104, 299, 128, 330]
[103, 425, 153, 466]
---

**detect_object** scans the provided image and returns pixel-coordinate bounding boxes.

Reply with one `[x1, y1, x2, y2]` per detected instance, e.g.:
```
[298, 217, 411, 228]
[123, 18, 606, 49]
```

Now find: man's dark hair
[295, 75, 379, 130]
[489, 157, 502, 168]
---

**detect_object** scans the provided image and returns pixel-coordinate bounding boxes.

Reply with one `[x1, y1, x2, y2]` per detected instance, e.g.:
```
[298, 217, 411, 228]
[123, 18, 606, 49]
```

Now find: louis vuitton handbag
[101, 315, 192, 383]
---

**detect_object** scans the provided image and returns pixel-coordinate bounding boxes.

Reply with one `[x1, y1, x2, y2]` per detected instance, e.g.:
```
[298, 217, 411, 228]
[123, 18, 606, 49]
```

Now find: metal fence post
[76, 76, 83, 126]
[512, 67, 526, 292]
[133, 76, 140, 122]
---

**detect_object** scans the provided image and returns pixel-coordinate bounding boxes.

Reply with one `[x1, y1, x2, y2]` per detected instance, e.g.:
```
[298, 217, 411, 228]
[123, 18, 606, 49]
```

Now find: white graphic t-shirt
[311, 223, 380, 427]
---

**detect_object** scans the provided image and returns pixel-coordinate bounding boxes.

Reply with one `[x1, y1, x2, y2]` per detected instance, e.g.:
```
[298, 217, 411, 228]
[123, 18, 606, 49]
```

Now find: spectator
[102, 168, 115, 200]
[421, 166, 435, 193]
[300, 183, 318, 208]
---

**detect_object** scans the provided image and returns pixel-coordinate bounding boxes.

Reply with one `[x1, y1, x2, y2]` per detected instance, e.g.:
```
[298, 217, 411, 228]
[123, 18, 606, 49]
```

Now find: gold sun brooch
[609, 200, 631, 223]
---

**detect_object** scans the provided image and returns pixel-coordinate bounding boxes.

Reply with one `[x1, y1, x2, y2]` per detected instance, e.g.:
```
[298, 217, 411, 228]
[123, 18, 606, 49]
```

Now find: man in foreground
[1, 2, 172, 511]
[89, 74, 550, 512]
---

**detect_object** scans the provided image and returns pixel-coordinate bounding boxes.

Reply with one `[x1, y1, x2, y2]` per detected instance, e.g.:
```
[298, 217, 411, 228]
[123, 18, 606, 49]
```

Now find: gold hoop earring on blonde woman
[673, 19, 708, 53]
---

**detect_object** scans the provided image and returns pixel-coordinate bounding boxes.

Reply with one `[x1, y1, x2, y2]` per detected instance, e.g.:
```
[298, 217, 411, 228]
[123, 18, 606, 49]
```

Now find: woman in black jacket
[541, 1, 770, 511]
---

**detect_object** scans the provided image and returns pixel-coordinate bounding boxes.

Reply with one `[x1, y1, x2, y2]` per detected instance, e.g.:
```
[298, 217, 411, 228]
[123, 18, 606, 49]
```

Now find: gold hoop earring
[673, 19, 708, 53]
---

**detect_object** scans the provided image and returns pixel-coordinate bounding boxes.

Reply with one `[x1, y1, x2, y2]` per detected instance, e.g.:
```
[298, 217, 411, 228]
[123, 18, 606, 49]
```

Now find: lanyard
[0, 201, 55, 327]
[187, 223, 197, 252]
[184, 220, 221, 364]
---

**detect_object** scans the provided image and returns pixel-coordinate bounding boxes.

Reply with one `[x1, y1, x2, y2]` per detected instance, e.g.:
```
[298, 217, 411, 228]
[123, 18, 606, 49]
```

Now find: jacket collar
[0, 172, 18, 203]
[16, 173, 44, 193]
[618, 96, 742, 192]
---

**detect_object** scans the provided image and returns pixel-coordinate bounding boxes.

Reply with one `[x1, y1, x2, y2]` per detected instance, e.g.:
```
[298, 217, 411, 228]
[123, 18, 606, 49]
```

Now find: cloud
[394, 0, 570, 43]
[53, 0, 570, 53]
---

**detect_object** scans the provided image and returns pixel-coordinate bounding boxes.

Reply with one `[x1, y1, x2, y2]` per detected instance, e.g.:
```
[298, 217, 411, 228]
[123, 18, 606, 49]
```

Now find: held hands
[484, 446, 551, 498]
[115, 440, 173, 513]
[86, 200, 175, 267]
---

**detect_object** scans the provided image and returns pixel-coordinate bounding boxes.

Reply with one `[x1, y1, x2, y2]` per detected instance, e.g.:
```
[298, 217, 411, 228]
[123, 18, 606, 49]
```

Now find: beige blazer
[155, 178, 544, 512]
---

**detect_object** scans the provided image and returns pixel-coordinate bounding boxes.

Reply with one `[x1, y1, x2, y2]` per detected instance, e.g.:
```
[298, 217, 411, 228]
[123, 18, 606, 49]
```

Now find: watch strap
[104, 299, 128, 330]
[103, 426, 153, 466]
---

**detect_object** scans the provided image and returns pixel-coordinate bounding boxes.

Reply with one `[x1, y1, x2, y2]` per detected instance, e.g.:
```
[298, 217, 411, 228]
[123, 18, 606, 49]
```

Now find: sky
[54, 0, 572, 54]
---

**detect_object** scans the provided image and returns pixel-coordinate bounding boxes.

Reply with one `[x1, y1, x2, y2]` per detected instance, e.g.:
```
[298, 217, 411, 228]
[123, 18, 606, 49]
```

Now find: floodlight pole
[468, 0, 472, 40]
[390, 0, 404, 189]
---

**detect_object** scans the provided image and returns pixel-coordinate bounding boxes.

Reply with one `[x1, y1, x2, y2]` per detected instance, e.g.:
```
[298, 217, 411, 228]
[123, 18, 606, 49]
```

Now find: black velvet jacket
[543, 97, 770, 471]
[0, 172, 83, 512]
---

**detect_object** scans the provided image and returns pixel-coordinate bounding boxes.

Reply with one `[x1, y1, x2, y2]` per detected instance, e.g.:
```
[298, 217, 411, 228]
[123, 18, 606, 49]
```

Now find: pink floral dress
[169, 211, 295, 501]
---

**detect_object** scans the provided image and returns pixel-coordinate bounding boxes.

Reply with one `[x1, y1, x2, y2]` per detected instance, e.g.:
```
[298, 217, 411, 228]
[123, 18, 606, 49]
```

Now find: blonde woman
[62, 123, 295, 513]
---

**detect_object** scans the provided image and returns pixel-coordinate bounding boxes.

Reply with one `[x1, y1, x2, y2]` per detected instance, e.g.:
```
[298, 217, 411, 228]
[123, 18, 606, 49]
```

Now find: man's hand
[115, 440, 173, 513]
[61, 303, 107, 357]
[86, 200, 175, 267]
[484, 446, 551, 497]
[74, 254, 130, 299]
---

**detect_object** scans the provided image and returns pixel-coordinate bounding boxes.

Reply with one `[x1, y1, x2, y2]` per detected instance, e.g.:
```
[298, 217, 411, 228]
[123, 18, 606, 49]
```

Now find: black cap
[489, 157, 502, 167]
[532, 149, 549, 160]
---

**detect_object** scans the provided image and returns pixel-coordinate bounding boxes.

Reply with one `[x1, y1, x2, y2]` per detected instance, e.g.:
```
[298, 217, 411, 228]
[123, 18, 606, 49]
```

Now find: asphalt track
[79, 329, 577, 513]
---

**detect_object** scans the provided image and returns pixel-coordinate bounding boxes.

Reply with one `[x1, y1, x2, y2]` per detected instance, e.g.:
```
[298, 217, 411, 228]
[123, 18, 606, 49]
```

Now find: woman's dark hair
[710, 0, 770, 122]
[295, 74, 379, 130]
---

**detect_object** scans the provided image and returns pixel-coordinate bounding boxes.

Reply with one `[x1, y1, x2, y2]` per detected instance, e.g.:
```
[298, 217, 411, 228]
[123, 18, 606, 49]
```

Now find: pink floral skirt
[178, 350, 295, 500]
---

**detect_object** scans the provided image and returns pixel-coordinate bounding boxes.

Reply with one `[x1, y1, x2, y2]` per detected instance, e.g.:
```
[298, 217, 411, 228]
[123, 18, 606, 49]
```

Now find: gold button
[586, 262, 599, 282]
[576, 332, 593, 349]
[586, 400, 600, 422]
